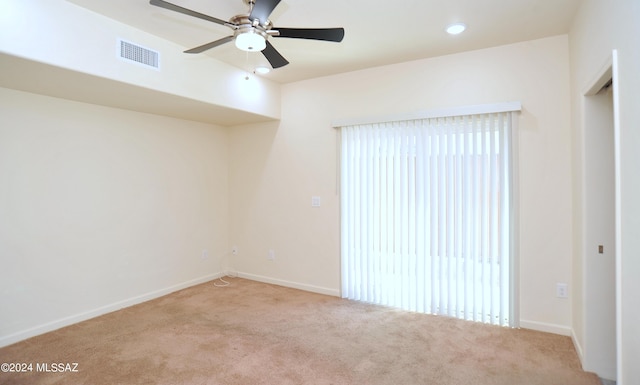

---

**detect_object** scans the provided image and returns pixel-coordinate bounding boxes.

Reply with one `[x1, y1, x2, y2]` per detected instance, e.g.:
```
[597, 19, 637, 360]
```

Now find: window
[340, 110, 517, 327]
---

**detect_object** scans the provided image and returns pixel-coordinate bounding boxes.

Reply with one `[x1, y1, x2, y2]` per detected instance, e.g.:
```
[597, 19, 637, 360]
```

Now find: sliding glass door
[340, 112, 516, 327]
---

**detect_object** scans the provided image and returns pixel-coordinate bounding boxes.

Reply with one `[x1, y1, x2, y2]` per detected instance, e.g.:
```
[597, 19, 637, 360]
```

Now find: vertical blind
[340, 112, 515, 327]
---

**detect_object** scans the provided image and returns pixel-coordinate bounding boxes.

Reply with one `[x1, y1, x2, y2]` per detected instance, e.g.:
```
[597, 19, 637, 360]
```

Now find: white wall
[569, 0, 640, 383]
[0, 87, 230, 346]
[229, 35, 574, 333]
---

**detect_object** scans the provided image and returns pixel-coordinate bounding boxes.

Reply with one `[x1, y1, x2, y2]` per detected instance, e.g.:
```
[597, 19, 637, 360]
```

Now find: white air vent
[118, 39, 159, 69]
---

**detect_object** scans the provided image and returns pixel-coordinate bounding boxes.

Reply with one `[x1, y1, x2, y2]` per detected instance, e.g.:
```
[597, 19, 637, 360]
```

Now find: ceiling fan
[149, 0, 345, 69]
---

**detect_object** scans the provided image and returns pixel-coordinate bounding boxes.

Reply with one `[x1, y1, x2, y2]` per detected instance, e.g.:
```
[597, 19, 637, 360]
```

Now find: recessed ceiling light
[254, 66, 271, 75]
[446, 23, 466, 35]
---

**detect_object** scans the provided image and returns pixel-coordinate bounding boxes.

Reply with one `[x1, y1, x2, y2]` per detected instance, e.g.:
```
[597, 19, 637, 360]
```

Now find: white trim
[510, 111, 521, 328]
[583, 55, 613, 96]
[572, 328, 585, 365]
[519, 320, 572, 336]
[612, 49, 623, 385]
[237, 272, 340, 297]
[332, 101, 522, 128]
[0, 273, 223, 348]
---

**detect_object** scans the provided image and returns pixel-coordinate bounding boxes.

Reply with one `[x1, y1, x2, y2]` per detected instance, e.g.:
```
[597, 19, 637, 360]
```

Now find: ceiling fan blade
[184, 36, 234, 54]
[249, 0, 281, 25]
[274, 27, 345, 42]
[149, 0, 230, 27]
[262, 40, 289, 69]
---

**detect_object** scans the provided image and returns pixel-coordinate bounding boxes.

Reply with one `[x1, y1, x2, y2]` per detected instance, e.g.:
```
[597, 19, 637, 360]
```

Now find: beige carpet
[0, 277, 599, 385]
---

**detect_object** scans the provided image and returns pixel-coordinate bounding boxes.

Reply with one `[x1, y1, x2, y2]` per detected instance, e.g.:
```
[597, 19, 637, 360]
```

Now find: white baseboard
[0, 273, 222, 348]
[571, 328, 617, 381]
[571, 328, 585, 365]
[519, 319, 572, 336]
[236, 272, 340, 297]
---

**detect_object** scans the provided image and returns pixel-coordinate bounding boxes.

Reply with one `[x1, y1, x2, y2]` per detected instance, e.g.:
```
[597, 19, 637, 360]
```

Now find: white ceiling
[67, 0, 582, 84]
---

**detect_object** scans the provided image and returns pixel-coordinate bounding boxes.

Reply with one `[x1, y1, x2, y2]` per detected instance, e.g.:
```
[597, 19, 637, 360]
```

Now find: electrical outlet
[268, 249, 275, 261]
[556, 283, 568, 299]
[201, 249, 209, 260]
[232, 246, 238, 255]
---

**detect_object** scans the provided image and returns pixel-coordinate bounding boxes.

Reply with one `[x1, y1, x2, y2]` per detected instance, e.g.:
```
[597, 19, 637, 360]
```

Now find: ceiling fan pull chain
[244, 50, 251, 80]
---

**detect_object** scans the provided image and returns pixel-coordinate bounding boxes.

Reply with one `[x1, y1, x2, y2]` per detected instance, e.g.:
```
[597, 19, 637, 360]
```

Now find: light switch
[311, 196, 321, 207]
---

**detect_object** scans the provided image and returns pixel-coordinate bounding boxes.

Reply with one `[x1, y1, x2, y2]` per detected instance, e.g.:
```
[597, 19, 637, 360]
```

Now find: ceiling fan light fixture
[235, 29, 266, 52]
[446, 23, 466, 35]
